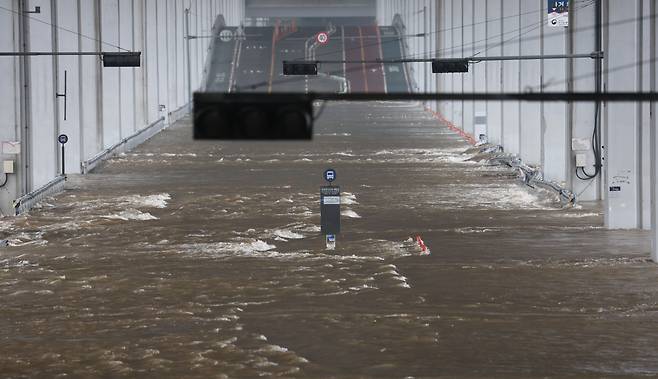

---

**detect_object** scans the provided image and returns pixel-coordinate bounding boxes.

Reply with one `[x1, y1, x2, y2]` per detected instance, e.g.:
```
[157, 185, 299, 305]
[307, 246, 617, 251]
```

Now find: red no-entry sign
[316, 32, 329, 45]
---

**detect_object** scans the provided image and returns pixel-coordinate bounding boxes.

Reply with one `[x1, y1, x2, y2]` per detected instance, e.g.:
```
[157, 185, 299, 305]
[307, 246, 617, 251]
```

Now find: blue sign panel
[324, 169, 336, 183]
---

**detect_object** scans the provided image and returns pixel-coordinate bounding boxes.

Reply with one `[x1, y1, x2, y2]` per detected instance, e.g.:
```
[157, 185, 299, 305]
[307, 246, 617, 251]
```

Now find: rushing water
[0, 102, 656, 378]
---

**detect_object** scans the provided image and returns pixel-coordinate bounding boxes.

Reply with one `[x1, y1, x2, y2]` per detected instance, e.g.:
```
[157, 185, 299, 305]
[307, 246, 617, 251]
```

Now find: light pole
[423, 5, 428, 96]
[185, 8, 192, 105]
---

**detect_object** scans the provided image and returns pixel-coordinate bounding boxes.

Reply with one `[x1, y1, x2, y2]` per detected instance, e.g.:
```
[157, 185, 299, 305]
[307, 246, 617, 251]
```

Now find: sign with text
[548, 0, 569, 27]
[320, 186, 340, 235]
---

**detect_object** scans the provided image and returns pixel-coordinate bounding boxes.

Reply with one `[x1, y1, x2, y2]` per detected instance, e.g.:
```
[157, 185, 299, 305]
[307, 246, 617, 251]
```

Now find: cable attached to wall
[576, 102, 602, 180]
[576, 0, 603, 182]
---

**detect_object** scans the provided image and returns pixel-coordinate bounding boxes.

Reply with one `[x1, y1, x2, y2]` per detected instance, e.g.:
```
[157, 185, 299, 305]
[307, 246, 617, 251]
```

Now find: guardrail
[471, 144, 576, 206]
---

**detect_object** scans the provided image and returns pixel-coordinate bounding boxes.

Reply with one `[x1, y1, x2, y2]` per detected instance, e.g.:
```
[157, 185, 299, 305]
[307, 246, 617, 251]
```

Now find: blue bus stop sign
[324, 169, 336, 183]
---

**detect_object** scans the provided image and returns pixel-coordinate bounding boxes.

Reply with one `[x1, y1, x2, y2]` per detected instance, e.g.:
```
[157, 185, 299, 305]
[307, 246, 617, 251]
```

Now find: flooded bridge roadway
[0, 102, 657, 378]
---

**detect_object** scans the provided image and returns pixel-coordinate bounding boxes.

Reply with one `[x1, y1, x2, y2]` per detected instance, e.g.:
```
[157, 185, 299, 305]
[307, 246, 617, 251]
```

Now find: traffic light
[194, 93, 314, 140]
[432, 59, 469, 73]
[102, 52, 142, 67]
[283, 61, 318, 76]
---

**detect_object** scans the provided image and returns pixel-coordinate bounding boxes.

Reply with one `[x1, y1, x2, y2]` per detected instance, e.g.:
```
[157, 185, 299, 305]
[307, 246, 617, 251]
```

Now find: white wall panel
[542, 10, 568, 183]
[1, 0, 243, 215]
[486, 0, 502, 145]
[519, 0, 542, 166]
[119, 0, 136, 138]
[100, 0, 120, 148]
[604, 0, 641, 229]
[502, 0, 520, 155]
[28, 1, 57, 188]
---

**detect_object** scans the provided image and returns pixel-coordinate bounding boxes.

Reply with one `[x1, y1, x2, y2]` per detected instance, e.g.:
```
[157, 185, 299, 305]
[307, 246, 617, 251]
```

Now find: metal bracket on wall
[56, 70, 67, 121]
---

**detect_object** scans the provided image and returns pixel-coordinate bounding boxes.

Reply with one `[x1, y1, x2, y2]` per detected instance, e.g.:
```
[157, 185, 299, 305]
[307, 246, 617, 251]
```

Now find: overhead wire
[292, 3, 562, 62]
[0, 4, 130, 52]
[237, 7, 653, 93]
[402, 0, 599, 60]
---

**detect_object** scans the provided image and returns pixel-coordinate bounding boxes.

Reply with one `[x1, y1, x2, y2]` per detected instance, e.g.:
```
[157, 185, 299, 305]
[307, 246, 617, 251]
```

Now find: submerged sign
[320, 186, 340, 235]
[548, 1, 569, 27]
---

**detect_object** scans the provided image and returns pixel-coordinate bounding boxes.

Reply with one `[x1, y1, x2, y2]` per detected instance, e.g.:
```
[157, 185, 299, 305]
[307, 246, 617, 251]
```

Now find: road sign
[58, 134, 68, 144]
[219, 29, 234, 42]
[324, 169, 336, 183]
[316, 32, 329, 45]
[320, 186, 340, 235]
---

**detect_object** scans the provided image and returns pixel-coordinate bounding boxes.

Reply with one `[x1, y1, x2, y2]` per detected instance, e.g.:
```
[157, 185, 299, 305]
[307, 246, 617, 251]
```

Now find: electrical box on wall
[575, 154, 587, 168]
[3, 161, 15, 174]
[1, 141, 20, 155]
[571, 138, 590, 151]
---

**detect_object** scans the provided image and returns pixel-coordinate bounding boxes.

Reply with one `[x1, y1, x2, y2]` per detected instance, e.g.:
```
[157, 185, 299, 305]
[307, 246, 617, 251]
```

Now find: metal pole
[595, 0, 603, 188]
[650, 0, 658, 262]
[185, 8, 193, 103]
[311, 53, 602, 65]
[0, 51, 102, 56]
[61, 144, 65, 176]
[305, 92, 658, 102]
[423, 5, 428, 99]
[18, 0, 31, 195]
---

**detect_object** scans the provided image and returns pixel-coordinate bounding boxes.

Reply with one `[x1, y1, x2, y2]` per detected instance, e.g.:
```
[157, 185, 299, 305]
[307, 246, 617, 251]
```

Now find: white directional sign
[316, 32, 329, 45]
[323, 196, 340, 205]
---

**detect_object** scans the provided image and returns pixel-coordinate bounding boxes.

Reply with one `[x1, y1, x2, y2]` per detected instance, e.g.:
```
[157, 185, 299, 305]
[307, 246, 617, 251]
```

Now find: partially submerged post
[321, 169, 340, 250]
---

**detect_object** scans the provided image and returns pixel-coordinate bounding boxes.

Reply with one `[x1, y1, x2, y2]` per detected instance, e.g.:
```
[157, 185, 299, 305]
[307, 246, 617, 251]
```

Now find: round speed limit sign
[316, 32, 329, 45]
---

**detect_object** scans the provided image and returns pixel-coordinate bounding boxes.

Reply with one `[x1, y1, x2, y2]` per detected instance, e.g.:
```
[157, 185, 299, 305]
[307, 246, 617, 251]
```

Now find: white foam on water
[348, 284, 378, 291]
[1, 258, 38, 268]
[341, 209, 361, 218]
[181, 240, 277, 257]
[273, 229, 305, 240]
[425, 183, 560, 211]
[161, 153, 197, 157]
[556, 212, 601, 218]
[453, 227, 499, 234]
[7, 231, 48, 247]
[102, 209, 158, 221]
[341, 192, 359, 205]
[317, 132, 352, 137]
[299, 224, 321, 233]
[375, 263, 412, 289]
[258, 344, 289, 353]
[119, 193, 171, 208]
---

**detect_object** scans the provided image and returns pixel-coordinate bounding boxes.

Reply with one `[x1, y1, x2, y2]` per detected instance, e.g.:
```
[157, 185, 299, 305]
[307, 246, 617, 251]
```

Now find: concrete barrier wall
[0, 0, 245, 216]
[377, 0, 657, 230]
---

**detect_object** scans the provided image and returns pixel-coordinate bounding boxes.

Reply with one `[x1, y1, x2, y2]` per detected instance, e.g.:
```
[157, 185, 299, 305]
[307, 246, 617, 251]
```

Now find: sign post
[58, 134, 68, 177]
[321, 169, 339, 250]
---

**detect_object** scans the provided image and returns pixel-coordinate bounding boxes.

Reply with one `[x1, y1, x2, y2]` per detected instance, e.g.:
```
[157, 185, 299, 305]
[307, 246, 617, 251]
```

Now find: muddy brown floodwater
[0, 102, 656, 378]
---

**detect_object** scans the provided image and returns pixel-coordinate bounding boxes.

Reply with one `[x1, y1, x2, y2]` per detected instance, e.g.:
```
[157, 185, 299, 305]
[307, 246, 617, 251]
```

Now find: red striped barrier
[425, 107, 477, 145]
[416, 235, 430, 255]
